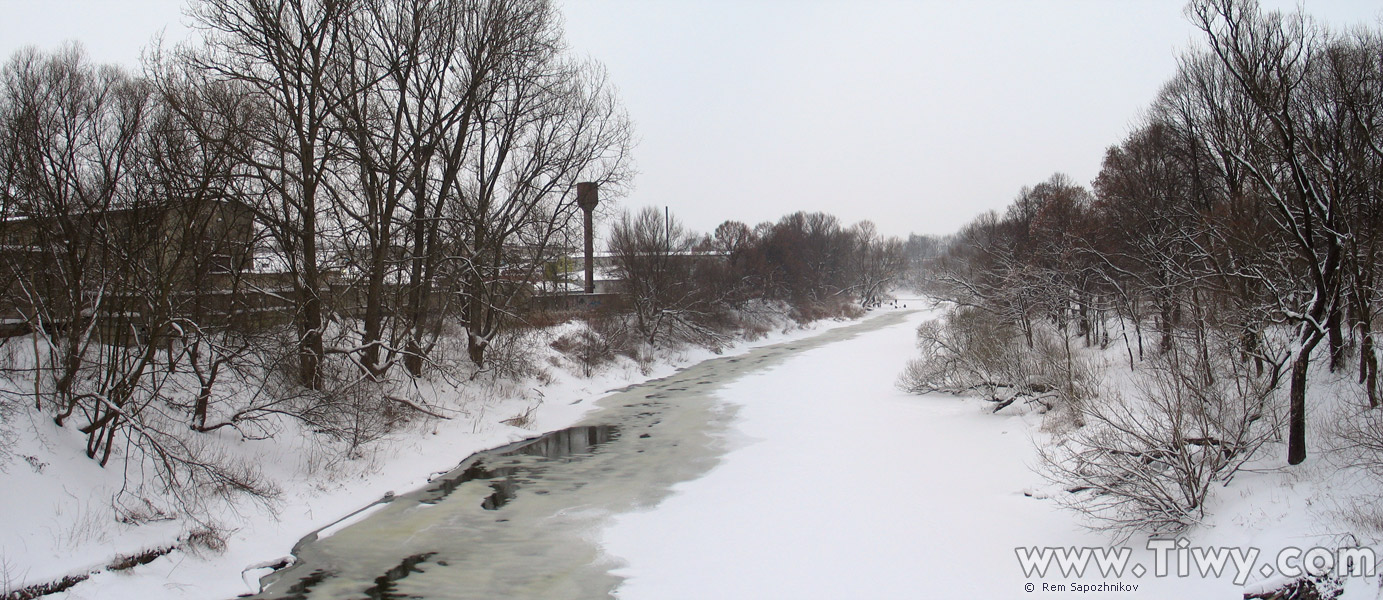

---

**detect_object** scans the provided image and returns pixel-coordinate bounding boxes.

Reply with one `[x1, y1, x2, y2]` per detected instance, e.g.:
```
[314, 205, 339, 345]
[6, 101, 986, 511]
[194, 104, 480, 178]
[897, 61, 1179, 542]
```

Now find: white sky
[2, 0, 1380, 239]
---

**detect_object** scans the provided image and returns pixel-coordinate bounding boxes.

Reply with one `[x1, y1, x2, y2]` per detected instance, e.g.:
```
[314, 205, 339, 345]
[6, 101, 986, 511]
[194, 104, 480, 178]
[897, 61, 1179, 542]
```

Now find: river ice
[250, 310, 922, 599]
[250, 305, 1304, 599]
[597, 306, 1246, 598]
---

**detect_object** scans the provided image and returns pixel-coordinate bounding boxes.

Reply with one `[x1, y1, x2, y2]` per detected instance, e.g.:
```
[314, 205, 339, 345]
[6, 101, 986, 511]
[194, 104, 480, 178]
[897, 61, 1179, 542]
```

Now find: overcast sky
[2, 0, 1379, 239]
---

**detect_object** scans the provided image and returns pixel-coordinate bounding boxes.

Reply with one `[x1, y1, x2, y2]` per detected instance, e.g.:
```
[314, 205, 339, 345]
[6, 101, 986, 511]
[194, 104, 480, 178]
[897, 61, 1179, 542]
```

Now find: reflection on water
[276, 568, 331, 600]
[419, 426, 618, 510]
[246, 312, 914, 600]
[251, 424, 627, 599]
[363, 552, 436, 600]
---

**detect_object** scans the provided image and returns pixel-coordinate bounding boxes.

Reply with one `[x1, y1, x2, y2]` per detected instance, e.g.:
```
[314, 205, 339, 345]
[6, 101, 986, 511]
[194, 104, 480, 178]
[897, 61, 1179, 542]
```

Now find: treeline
[911, 0, 1383, 535]
[606, 206, 906, 348]
[0, 0, 631, 516]
[0, 0, 912, 525]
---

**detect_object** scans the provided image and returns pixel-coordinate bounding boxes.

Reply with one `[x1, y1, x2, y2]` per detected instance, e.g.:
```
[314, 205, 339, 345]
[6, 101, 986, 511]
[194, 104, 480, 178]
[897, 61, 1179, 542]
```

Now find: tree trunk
[403, 189, 434, 378]
[190, 343, 208, 430]
[298, 155, 325, 390]
[467, 334, 486, 368]
[1362, 330, 1379, 408]
[1359, 304, 1378, 408]
[1078, 299, 1090, 347]
[1021, 312, 1034, 348]
[298, 301, 324, 389]
[360, 250, 388, 377]
[1159, 298, 1174, 354]
[1328, 301, 1345, 373]
[1287, 333, 1322, 465]
[298, 280, 324, 390]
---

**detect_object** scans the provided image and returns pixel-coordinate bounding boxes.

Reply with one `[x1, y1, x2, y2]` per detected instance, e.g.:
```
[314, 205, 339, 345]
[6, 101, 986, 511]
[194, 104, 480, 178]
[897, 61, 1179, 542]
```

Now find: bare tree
[1316, 31, 1383, 407]
[447, 54, 634, 368]
[1187, 0, 1347, 464]
[1040, 337, 1276, 539]
[609, 206, 724, 346]
[142, 52, 263, 432]
[0, 45, 148, 430]
[323, 0, 633, 375]
[0, 45, 275, 520]
[326, 0, 461, 378]
[847, 220, 907, 307]
[190, 0, 357, 389]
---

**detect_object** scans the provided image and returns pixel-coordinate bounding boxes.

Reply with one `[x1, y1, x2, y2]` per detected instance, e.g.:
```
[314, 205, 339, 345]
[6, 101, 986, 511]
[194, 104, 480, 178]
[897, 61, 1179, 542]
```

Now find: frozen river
[249, 310, 922, 599]
[247, 304, 1330, 599]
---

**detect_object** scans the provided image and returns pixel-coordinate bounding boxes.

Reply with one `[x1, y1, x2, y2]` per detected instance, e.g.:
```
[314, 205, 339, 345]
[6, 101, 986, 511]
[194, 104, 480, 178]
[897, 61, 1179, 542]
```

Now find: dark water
[420, 425, 619, 511]
[246, 311, 915, 600]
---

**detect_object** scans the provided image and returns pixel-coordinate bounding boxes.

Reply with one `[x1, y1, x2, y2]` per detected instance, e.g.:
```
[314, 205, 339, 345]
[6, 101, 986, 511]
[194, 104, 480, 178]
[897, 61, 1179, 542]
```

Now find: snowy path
[598, 307, 1234, 598]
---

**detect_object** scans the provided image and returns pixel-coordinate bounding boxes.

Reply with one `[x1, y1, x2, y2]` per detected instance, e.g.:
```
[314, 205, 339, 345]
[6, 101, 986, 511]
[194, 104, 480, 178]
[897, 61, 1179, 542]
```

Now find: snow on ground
[597, 307, 1100, 598]
[597, 306, 1383, 598]
[9, 300, 1383, 599]
[0, 312, 865, 600]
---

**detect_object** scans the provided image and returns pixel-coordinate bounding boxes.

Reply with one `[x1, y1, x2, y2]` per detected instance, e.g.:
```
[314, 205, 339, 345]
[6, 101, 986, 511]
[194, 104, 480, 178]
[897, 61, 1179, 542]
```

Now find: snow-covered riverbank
[11, 301, 1382, 599]
[598, 307, 1116, 597]
[0, 311, 877, 600]
[597, 307, 1383, 598]
[239, 309, 922, 599]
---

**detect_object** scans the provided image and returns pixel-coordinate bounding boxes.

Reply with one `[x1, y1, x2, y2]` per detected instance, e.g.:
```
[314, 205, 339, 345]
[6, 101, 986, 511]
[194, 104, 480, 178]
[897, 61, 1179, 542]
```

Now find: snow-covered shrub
[550, 321, 616, 378]
[789, 298, 865, 324]
[180, 524, 229, 556]
[0, 378, 16, 466]
[897, 307, 1098, 413]
[588, 311, 645, 360]
[294, 374, 404, 458]
[0, 325, 281, 524]
[1335, 404, 1383, 473]
[473, 326, 546, 382]
[1040, 346, 1277, 539]
[724, 299, 797, 339]
[897, 308, 1016, 393]
[1332, 401, 1383, 533]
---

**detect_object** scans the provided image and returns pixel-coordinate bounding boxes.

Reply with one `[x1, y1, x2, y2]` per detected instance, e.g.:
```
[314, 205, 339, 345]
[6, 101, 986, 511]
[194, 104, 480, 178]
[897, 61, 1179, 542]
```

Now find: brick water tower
[576, 182, 599, 294]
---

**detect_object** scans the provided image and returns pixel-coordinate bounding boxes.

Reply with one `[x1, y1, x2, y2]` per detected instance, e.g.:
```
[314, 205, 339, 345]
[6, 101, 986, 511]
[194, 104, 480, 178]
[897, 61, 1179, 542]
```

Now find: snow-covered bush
[298, 381, 399, 458]
[1332, 401, 1383, 533]
[1040, 346, 1277, 539]
[897, 307, 1098, 413]
[0, 326, 281, 524]
[550, 321, 617, 378]
[1342, 404, 1383, 451]
[0, 369, 16, 465]
[472, 326, 547, 382]
[788, 298, 865, 324]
